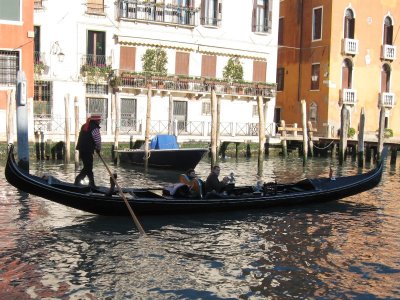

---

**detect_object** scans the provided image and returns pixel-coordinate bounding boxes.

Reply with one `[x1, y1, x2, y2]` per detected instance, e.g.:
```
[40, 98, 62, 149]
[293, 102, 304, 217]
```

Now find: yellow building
[277, 0, 399, 138]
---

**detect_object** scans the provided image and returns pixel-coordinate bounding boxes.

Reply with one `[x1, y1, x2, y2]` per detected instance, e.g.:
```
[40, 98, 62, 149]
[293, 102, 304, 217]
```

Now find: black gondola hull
[5, 145, 384, 216]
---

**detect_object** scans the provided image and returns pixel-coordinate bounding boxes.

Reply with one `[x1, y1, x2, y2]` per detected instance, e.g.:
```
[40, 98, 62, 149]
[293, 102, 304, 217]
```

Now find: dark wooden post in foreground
[301, 100, 308, 162]
[16, 71, 29, 171]
[339, 105, 349, 164]
[357, 107, 365, 167]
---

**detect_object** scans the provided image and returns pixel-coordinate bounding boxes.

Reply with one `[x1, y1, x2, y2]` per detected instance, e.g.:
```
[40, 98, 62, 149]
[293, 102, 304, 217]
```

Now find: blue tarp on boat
[149, 135, 179, 150]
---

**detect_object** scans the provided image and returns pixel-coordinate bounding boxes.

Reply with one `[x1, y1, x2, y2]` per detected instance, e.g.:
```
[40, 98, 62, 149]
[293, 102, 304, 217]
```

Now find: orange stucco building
[0, 0, 34, 140]
[277, 0, 400, 138]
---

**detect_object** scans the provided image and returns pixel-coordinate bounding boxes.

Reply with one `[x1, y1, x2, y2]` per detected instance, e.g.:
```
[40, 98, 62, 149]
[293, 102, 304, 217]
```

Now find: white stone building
[32, 0, 279, 143]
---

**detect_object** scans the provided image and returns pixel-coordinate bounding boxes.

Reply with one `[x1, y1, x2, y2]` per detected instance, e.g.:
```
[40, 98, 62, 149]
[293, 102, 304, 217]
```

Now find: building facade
[0, 0, 34, 141]
[15, 0, 279, 144]
[277, 0, 400, 138]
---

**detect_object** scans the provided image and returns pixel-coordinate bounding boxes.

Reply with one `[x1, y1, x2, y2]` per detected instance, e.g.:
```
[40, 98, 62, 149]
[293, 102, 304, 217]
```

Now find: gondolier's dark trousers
[74, 151, 95, 187]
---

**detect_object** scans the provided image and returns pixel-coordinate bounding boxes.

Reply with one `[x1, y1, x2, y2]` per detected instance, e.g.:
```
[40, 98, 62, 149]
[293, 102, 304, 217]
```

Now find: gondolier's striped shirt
[91, 128, 101, 151]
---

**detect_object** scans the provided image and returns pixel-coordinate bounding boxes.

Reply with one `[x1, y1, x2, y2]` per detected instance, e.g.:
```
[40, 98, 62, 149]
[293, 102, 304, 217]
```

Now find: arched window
[344, 9, 355, 39]
[342, 59, 353, 89]
[381, 64, 391, 93]
[383, 16, 393, 45]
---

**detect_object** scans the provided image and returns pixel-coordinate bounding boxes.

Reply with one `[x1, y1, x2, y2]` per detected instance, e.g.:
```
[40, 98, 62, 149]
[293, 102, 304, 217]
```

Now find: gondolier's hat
[87, 113, 102, 121]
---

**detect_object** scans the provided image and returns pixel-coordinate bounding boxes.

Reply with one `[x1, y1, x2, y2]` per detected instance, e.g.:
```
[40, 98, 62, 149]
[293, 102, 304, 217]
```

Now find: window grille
[86, 84, 108, 94]
[34, 80, 52, 115]
[0, 51, 19, 85]
[201, 101, 211, 115]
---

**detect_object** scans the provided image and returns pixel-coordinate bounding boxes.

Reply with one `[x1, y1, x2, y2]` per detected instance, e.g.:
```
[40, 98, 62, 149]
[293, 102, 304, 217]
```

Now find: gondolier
[74, 114, 102, 189]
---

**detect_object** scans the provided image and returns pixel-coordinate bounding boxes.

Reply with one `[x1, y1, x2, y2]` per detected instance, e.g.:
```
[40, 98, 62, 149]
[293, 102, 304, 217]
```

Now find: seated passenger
[205, 165, 230, 198]
[179, 169, 203, 198]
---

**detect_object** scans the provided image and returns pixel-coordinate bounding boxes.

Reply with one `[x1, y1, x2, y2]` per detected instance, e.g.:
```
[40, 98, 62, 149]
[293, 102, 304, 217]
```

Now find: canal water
[0, 153, 399, 299]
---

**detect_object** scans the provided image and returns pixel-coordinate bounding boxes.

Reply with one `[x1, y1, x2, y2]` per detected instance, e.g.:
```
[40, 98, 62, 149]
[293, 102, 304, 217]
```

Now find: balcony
[381, 44, 396, 60]
[380, 92, 396, 108]
[80, 54, 112, 83]
[341, 88, 357, 105]
[112, 72, 276, 98]
[342, 38, 359, 55]
[118, 1, 197, 27]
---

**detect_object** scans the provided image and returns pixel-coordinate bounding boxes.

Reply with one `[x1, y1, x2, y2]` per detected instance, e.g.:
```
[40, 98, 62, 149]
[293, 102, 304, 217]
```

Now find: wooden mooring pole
[74, 96, 80, 168]
[144, 85, 152, 169]
[257, 96, 265, 176]
[339, 105, 349, 164]
[210, 89, 218, 168]
[377, 106, 386, 159]
[357, 107, 365, 167]
[301, 100, 308, 162]
[64, 94, 70, 163]
[280, 120, 287, 157]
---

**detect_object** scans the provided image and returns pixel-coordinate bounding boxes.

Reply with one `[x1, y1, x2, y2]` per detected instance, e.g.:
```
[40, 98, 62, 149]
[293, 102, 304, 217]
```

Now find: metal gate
[173, 100, 187, 132]
[86, 97, 107, 131]
[120, 98, 137, 133]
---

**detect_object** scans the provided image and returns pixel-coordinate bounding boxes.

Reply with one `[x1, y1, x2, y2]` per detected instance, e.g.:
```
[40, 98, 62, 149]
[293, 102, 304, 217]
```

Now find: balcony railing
[201, 17, 221, 27]
[342, 38, 359, 55]
[118, 0, 196, 26]
[341, 88, 357, 105]
[381, 44, 396, 60]
[114, 72, 276, 98]
[380, 92, 396, 108]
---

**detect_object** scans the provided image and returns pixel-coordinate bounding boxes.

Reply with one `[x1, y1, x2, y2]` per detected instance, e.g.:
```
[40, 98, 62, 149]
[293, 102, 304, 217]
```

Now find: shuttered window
[120, 46, 136, 71]
[253, 60, 267, 82]
[312, 7, 323, 41]
[201, 55, 217, 78]
[87, 0, 104, 14]
[175, 52, 189, 75]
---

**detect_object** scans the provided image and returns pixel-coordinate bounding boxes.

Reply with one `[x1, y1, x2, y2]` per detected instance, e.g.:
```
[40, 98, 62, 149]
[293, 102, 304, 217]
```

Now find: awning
[197, 45, 268, 60]
[116, 35, 196, 52]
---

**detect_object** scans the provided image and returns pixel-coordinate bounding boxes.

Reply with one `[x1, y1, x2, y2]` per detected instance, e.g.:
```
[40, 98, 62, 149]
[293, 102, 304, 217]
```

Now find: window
[309, 102, 317, 122]
[173, 100, 187, 132]
[202, 101, 211, 115]
[253, 60, 267, 82]
[201, 0, 222, 27]
[34, 26, 41, 64]
[344, 8, 355, 39]
[278, 17, 284, 45]
[252, 0, 270, 33]
[120, 46, 136, 71]
[383, 16, 393, 45]
[312, 7, 323, 41]
[342, 59, 353, 89]
[276, 67, 284, 91]
[175, 52, 190, 75]
[87, 0, 105, 14]
[87, 31, 106, 66]
[120, 98, 137, 132]
[0, 0, 21, 22]
[252, 105, 258, 117]
[86, 84, 108, 94]
[86, 97, 108, 131]
[34, 81, 52, 116]
[311, 63, 320, 90]
[0, 51, 19, 85]
[381, 64, 391, 93]
[201, 55, 217, 78]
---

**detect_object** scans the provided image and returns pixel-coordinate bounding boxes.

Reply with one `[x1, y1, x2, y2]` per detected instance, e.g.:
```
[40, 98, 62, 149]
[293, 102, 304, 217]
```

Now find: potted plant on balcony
[384, 128, 393, 138]
[34, 61, 47, 75]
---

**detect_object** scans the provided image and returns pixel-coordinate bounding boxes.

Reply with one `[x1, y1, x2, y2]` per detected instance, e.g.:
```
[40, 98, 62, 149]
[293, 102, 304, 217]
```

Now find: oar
[97, 152, 145, 235]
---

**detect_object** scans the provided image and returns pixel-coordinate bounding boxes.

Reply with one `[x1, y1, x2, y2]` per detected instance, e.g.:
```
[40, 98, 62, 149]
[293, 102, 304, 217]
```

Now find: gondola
[5, 144, 385, 216]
